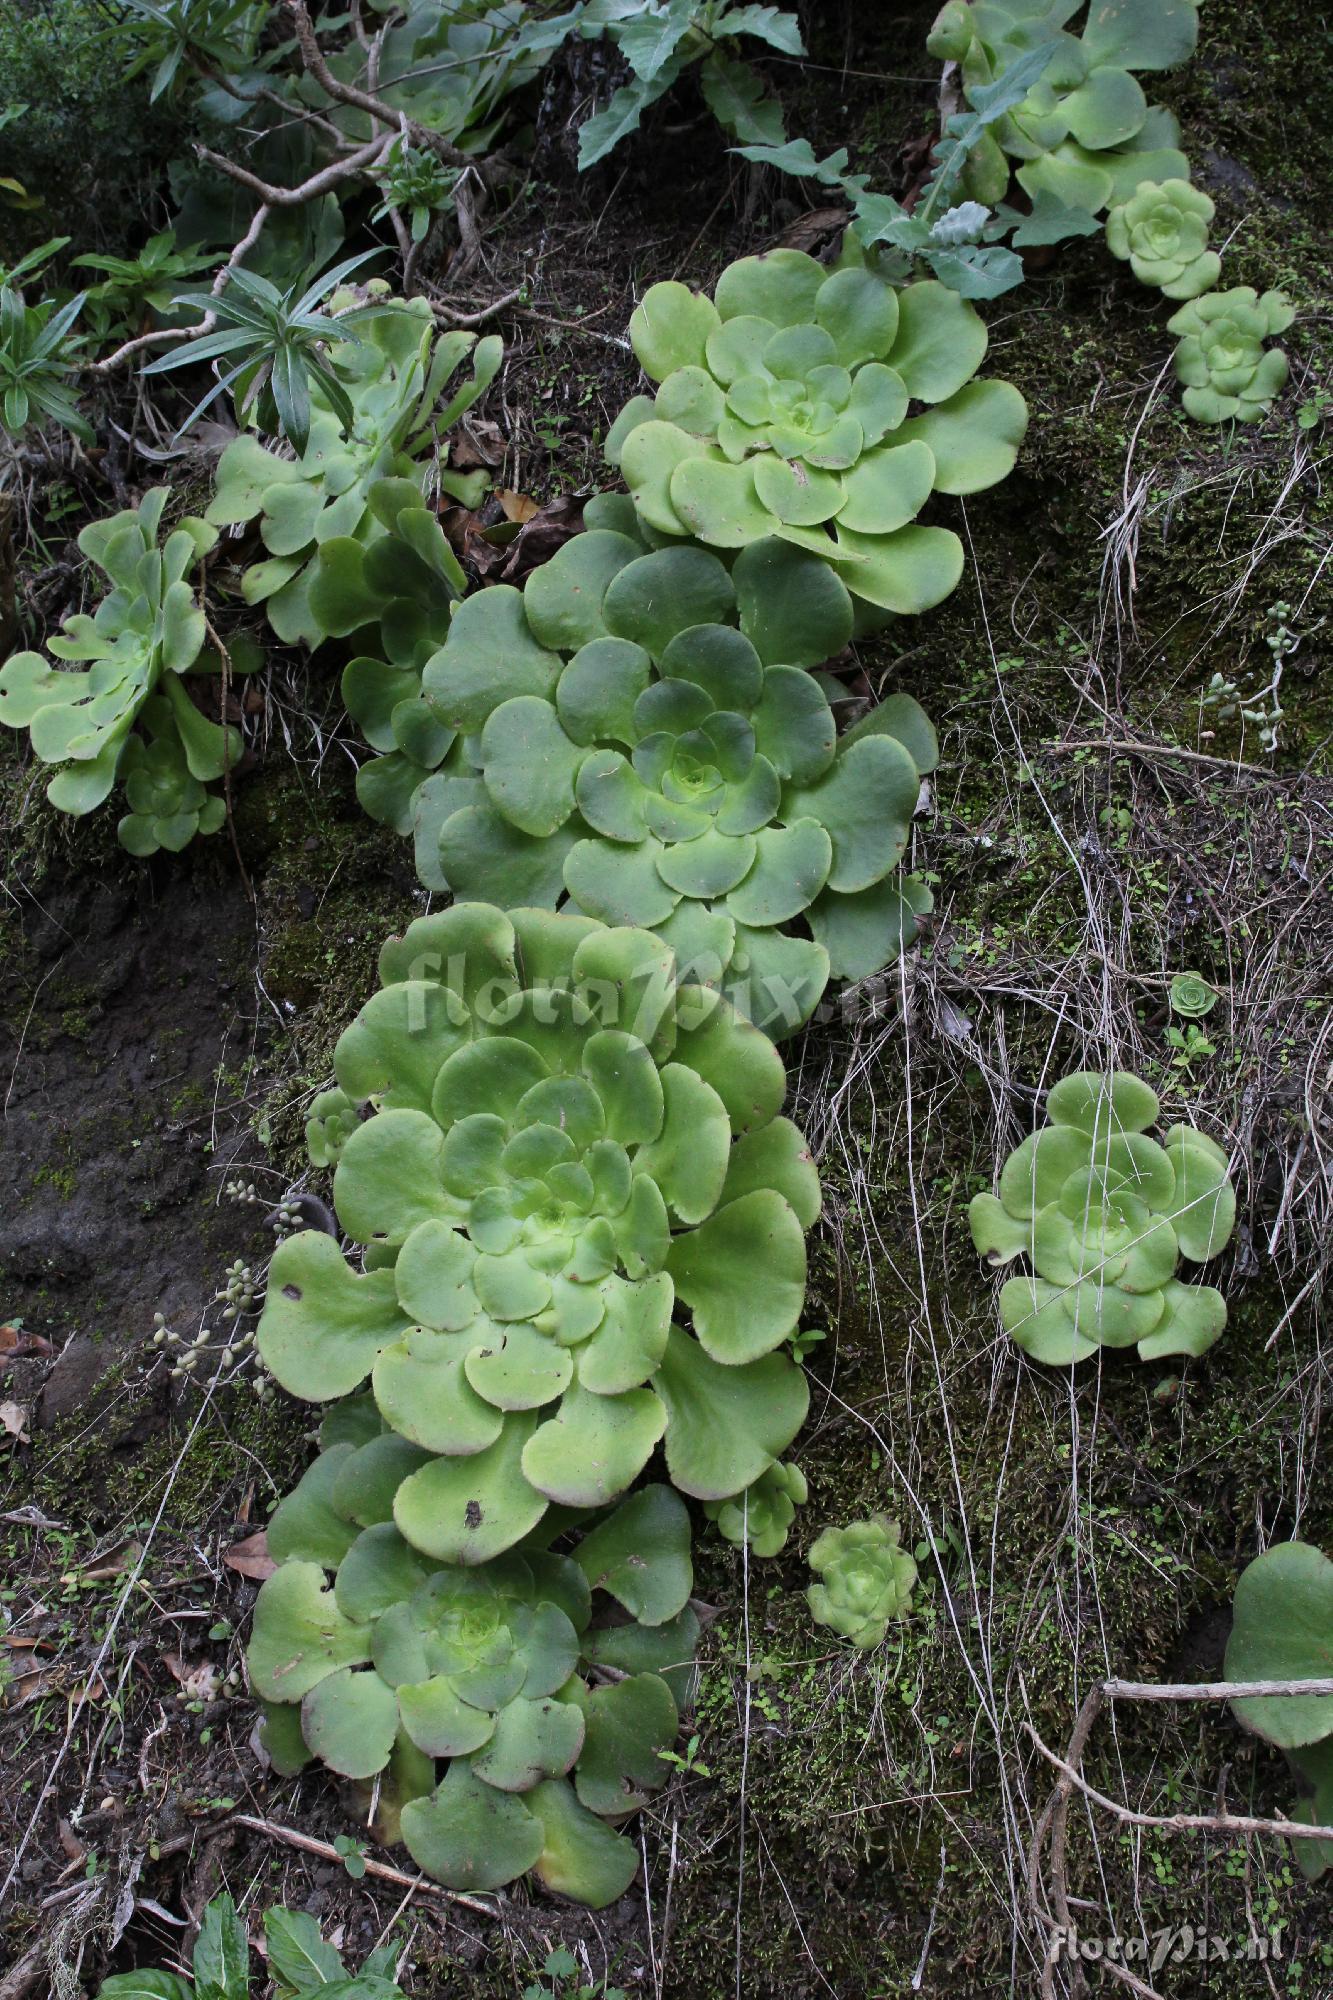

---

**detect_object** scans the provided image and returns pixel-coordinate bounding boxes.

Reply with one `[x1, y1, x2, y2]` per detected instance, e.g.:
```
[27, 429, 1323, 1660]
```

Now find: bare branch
[89, 203, 272, 375]
[1105, 1675, 1333, 1703]
[1025, 1721, 1333, 1844]
[195, 131, 388, 209]
[285, 0, 469, 169]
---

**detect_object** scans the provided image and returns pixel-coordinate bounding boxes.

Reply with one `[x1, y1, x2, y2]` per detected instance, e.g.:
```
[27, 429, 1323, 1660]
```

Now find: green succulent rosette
[806, 1516, 917, 1648]
[306, 1086, 361, 1169]
[205, 299, 499, 648]
[250, 1445, 698, 1908]
[404, 524, 935, 1035]
[969, 1069, 1235, 1366]
[704, 1460, 807, 1558]
[256, 902, 816, 1561]
[305, 477, 466, 834]
[1104, 178, 1220, 299]
[1224, 1540, 1333, 1881]
[116, 714, 228, 857]
[0, 485, 242, 847]
[605, 250, 1027, 616]
[1167, 286, 1294, 424]
[927, 0, 1197, 215]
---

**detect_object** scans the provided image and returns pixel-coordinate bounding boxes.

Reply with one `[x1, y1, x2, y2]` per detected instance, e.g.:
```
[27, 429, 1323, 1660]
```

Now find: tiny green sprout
[968, 1070, 1235, 1366]
[332, 1832, 368, 1878]
[1165, 1022, 1216, 1072]
[1105, 179, 1221, 299]
[1297, 387, 1331, 430]
[658, 1732, 711, 1778]
[1169, 971, 1218, 1019]
[609, 248, 1026, 616]
[524, 1947, 628, 2000]
[788, 1324, 828, 1362]
[1168, 287, 1295, 425]
[807, 1517, 917, 1648]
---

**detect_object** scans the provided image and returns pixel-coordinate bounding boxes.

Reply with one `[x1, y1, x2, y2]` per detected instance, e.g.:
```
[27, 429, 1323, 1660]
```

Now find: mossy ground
[1, 2, 1330, 1993]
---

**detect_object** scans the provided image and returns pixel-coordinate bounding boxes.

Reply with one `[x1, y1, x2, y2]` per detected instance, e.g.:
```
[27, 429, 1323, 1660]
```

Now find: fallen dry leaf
[163, 1653, 220, 1702]
[223, 1530, 276, 1581]
[496, 488, 540, 525]
[451, 416, 505, 469]
[78, 1539, 142, 1583]
[0, 1400, 30, 1443]
[58, 1818, 86, 1865]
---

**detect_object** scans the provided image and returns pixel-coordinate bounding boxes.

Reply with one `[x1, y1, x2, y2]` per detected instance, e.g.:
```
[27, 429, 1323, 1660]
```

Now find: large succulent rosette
[605, 249, 1027, 615]
[257, 902, 816, 1562]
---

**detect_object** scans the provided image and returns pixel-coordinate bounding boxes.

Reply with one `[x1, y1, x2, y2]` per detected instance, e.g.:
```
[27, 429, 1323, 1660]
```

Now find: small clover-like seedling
[255, 902, 817, 1556]
[704, 1460, 807, 1558]
[1105, 179, 1221, 299]
[607, 249, 1027, 616]
[414, 521, 937, 1032]
[0, 485, 240, 848]
[249, 1472, 698, 1908]
[1225, 1540, 1333, 1881]
[928, 0, 1198, 217]
[807, 1516, 917, 1648]
[205, 299, 499, 647]
[1167, 287, 1294, 425]
[968, 1070, 1236, 1366]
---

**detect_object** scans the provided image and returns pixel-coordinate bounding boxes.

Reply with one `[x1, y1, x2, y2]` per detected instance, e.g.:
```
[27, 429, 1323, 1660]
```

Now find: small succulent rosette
[257, 902, 816, 1564]
[0, 487, 241, 848]
[606, 248, 1027, 617]
[407, 514, 937, 1035]
[1104, 178, 1220, 299]
[1167, 287, 1294, 424]
[1225, 1540, 1333, 1882]
[250, 1444, 698, 1908]
[206, 303, 499, 647]
[927, 0, 1197, 215]
[704, 1460, 808, 1558]
[807, 1516, 917, 1648]
[969, 1070, 1236, 1366]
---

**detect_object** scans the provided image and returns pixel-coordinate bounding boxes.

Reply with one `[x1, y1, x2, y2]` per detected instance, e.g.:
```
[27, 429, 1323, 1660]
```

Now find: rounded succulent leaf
[1225, 1542, 1333, 1749]
[806, 1517, 917, 1647]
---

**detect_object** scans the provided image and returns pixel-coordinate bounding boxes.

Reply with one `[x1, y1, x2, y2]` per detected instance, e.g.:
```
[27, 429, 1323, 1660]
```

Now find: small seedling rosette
[1167, 286, 1294, 424]
[969, 1070, 1235, 1365]
[807, 1516, 917, 1647]
[605, 249, 1028, 617]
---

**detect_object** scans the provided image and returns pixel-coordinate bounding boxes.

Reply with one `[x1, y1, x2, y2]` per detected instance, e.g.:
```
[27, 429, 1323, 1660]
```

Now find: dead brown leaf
[451, 416, 505, 470]
[223, 1529, 276, 1581]
[0, 1400, 30, 1443]
[78, 1539, 142, 1583]
[496, 488, 540, 525]
[163, 1653, 220, 1702]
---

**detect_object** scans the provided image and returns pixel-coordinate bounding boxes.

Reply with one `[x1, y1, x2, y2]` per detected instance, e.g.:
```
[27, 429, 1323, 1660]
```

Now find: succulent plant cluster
[968, 1070, 1235, 1366]
[250, 1430, 698, 1907]
[704, 1459, 808, 1558]
[1225, 1540, 1333, 1881]
[806, 1517, 918, 1647]
[1167, 286, 1294, 424]
[1104, 177, 1219, 299]
[206, 296, 499, 647]
[257, 902, 816, 1558]
[377, 518, 938, 1034]
[928, 0, 1198, 217]
[0, 486, 241, 850]
[606, 250, 1027, 616]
